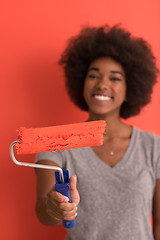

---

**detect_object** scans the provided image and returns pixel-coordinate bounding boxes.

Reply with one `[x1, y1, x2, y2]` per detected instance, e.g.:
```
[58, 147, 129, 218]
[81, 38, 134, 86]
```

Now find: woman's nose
[96, 76, 110, 89]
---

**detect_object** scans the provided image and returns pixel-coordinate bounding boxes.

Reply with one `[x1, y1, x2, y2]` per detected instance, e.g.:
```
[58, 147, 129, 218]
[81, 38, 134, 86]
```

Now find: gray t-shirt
[36, 127, 160, 240]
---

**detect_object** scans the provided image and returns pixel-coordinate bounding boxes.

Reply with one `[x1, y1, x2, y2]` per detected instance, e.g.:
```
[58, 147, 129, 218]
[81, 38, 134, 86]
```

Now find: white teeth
[94, 95, 111, 101]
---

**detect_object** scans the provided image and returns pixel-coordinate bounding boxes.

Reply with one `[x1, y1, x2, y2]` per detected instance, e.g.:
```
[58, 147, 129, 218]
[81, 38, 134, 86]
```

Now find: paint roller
[10, 120, 106, 228]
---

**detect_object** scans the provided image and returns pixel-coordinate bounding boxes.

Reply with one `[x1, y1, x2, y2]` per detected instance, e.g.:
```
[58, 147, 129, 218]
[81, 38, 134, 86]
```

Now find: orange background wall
[1, 0, 160, 239]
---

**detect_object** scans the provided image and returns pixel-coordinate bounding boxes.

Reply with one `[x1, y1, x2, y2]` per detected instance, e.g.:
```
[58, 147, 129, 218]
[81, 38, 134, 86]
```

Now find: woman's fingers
[46, 188, 77, 221]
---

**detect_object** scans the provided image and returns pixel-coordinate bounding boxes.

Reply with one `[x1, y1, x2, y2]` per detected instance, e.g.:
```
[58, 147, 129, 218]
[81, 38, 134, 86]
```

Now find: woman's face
[83, 57, 126, 118]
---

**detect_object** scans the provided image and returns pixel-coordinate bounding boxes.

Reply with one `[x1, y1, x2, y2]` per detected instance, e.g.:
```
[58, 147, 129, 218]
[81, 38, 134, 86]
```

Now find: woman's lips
[92, 94, 113, 101]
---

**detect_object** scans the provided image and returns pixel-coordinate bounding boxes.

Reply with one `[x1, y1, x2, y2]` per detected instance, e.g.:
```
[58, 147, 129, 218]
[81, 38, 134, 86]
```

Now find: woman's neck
[87, 113, 130, 139]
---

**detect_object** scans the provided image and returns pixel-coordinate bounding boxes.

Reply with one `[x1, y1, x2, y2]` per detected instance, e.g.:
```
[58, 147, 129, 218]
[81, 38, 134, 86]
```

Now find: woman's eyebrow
[88, 67, 99, 71]
[110, 70, 124, 76]
[88, 68, 124, 76]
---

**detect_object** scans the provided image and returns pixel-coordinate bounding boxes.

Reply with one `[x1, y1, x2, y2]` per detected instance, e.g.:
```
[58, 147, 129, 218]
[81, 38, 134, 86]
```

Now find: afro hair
[59, 24, 159, 119]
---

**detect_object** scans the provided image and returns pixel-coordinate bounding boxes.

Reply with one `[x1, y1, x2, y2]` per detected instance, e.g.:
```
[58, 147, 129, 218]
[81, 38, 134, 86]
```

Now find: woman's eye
[88, 74, 99, 79]
[110, 77, 121, 81]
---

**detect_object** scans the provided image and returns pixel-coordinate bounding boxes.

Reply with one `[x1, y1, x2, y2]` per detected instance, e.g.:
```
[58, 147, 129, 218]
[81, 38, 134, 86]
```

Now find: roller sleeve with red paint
[15, 120, 106, 154]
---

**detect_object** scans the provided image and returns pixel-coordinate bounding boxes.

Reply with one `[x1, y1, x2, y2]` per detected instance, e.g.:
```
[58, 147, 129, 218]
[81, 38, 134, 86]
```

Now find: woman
[35, 25, 160, 240]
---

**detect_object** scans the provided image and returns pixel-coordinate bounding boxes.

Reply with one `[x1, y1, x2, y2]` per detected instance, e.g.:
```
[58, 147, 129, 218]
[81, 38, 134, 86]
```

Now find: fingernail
[61, 198, 66, 202]
[61, 198, 68, 202]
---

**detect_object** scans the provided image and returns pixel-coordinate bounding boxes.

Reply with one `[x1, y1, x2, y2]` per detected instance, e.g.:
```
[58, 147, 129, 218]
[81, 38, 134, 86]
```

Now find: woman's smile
[93, 94, 112, 101]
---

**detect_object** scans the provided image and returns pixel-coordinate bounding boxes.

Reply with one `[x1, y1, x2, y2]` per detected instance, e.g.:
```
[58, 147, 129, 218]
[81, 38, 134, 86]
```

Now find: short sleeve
[153, 134, 160, 179]
[35, 151, 66, 169]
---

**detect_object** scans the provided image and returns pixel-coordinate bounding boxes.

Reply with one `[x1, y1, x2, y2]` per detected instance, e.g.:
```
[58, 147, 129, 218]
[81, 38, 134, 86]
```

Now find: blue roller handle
[55, 170, 76, 228]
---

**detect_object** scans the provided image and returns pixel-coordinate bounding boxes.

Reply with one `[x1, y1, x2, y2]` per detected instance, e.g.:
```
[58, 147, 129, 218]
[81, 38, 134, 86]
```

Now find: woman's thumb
[70, 175, 77, 191]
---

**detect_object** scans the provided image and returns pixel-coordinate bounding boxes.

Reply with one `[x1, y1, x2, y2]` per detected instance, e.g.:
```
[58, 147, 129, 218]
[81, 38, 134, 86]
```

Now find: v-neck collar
[87, 126, 138, 171]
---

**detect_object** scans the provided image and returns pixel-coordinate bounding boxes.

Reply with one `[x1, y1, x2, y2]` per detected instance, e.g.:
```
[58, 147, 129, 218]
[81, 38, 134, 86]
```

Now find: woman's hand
[46, 175, 80, 223]
[35, 163, 80, 226]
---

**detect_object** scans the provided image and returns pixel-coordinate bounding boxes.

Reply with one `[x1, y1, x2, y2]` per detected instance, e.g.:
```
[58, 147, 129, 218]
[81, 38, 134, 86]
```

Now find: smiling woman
[35, 25, 160, 240]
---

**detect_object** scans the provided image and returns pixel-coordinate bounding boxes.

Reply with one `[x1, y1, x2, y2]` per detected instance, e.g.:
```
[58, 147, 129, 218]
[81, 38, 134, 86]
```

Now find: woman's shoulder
[133, 126, 160, 145]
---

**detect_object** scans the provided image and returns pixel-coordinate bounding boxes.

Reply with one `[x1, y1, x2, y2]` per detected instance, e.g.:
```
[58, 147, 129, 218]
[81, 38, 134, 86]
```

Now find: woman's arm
[35, 160, 79, 226]
[153, 179, 160, 240]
